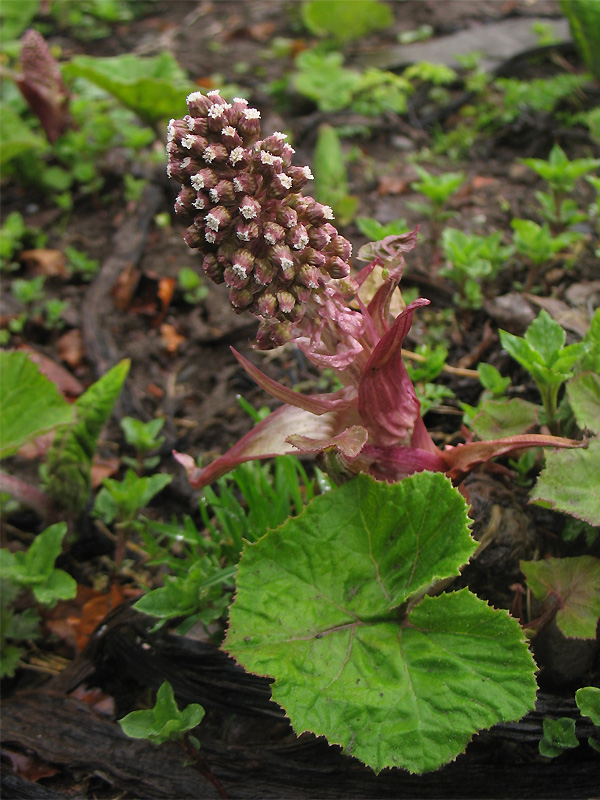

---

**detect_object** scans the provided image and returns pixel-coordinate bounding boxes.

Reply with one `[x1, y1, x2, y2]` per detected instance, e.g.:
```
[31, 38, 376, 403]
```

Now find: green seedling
[507, 448, 540, 487]
[65, 246, 100, 281]
[499, 309, 586, 428]
[0, 211, 46, 272]
[120, 416, 166, 474]
[11, 275, 46, 306]
[539, 717, 579, 758]
[461, 362, 511, 427]
[440, 228, 514, 308]
[402, 62, 457, 87]
[405, 344, 454, 415]
[561, 517, 599, 548]
[177, 267, 208, 305]
[511, 218, 584, 289]
[42, 298, 68, 330]
[291, 49, 410, 117]
[355, 217, 409, 241]
[520, 144, 600, 232]
[93, 469, 173, 567]
[408, 167, 466, 260]
[312, 124, 358, 224]
[0, 522, 78, 676]
[119, 680, 205, 746]
[560, 0, 600, 81]
[0, 522, 77, 608]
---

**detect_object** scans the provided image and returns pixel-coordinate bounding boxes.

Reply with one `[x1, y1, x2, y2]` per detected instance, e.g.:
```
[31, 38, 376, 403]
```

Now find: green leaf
[525, 310, 565, 367]
[64, 53, 193, 125]
[575, 686, 600, 725]
[472, 398, 539, 440]
[0, 351, 75, 459]
[539, 717, 579, 758]
[0, 644, 22, 678]
[312, 124, 357, 225]
[0, 0, 39, 41]
[302, 0, 393, 43]
[225, 472, 537, 774]
[567, 372, 600, 434]
[0, 104, 48, 171]
[521, 556, 600, 639]
[43, 360, 130, 514]
[25, 522, 67, 581]
[119, 681, 204, 745]
[530, 437, 600, 526]
[95, 469, 172, 523]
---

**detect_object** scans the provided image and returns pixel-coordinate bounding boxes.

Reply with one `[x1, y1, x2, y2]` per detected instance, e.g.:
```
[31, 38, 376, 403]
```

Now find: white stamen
[260, 151, 277, 166]
[207, 89, 222, 97]
[182, 135, 194, 150]
[187, 91, 205, 104]
[205, 230, 217, 244]
[233, 97, 249, 105]
[272, 131, 287, 140]
[243, 108, 261, 120]
[230, 147, 245, 165]
[191, 173, 205, 190]
[203, 147, 216, 163]
[208, 104, 225, 119]
[167, 119, 176, 142]
[186, 118, 195, 131]
[293, 233, 309, 250]
[193, 198, 205, 209]
[280, 257, 294, 270]
[237, 230, 251, 241]
[277, 174, 293, 190]
[210, 188, 219, 203]
[233, 177, 243, 192]
[206, 213, 220, 231]
[182, 157, 191, 169]
[302, 166, 314, 180]
[221, 125, 237, 137]
[240, 204, 257, 220]
[166, 164, 172, 178]
[322, 205, 334, 219]
[232, 263, 248, 279]
[264, 232, 276, 245]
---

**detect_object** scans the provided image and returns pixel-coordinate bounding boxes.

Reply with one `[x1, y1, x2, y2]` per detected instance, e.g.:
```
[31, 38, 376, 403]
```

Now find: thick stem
[0, 471, 55, 519]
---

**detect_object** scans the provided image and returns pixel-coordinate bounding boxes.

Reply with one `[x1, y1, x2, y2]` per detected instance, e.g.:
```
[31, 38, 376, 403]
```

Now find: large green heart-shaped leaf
[225, 472, 537, 774]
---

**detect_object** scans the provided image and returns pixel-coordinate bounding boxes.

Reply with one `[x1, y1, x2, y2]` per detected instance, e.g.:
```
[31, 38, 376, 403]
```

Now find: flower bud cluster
[167, 90, 358, 349]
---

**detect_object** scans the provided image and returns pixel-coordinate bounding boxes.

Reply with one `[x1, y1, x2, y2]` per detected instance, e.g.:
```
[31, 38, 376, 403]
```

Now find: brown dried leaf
[56, 328, 85, 369]
[1, 748, 59, 782]
[20, 248, 68, 278]
[160, 323, 186, 354]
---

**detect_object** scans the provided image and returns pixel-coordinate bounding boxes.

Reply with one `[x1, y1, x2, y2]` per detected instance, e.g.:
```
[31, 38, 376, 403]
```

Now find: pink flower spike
[358, 298, 430, 448]
[231, 348, 354, 415]
[174, 404, 341, 489]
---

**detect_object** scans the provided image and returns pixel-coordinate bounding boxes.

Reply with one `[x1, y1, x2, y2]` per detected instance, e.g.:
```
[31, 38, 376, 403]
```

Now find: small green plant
[177, 267, 209, 305]
[312, 124, 358, 224]
[511, 219, 584, 289]
[355, 217, 409, 240]
[560, 0, 600, 81]
[405, 344, 454, 415]
[42, 298, 69, 330]
[119, 680, 205, 745]
[440, 228, 514, 308]
[408, 167, 465, 259]
[120, 416, 166, 474]
[93, 469, 173, 567]
[539, 717, 579, 758]
[520, 144, 600, 232]
[0, 522, 77, 677]
[11, 275, 46, 306]
[65, 246, 100, 281]
[499, 309, 587, 429]
[461, 362, 512, 427]
[0, 211, 46, 272]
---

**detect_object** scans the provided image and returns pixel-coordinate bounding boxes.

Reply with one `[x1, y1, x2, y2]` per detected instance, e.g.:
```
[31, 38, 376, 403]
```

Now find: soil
[1, 1, 599, 798]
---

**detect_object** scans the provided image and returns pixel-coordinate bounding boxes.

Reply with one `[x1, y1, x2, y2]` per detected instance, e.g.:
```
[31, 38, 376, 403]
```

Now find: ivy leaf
[225, 472, 537, 774]
[567, 372, 600, 434]
[0, 351, 74, 459]
[530, 437, 600, 526]
[521, 556, 600, 639]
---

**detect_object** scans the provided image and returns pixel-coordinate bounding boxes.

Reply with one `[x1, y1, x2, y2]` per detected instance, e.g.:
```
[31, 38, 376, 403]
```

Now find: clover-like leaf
[530, 437, 600, 526]
[225, 472, 537, 774]
[521, 556, 600, 639]
[0, 351, 74, 459]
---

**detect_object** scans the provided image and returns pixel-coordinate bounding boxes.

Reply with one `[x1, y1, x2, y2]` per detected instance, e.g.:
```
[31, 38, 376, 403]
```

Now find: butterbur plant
[166, 91, 587, 774]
